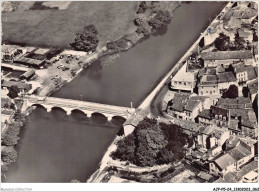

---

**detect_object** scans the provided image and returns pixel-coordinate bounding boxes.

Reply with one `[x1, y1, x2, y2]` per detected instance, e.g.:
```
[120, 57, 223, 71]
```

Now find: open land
[2, 1, 138, 49]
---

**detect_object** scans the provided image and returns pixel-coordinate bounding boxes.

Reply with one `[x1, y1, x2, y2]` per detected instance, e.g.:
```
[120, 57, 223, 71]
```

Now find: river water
[4, 2, 225, 183]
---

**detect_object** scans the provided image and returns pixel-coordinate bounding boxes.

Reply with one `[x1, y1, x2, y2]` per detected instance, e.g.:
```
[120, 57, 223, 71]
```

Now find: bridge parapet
[25, 96, 135, 120]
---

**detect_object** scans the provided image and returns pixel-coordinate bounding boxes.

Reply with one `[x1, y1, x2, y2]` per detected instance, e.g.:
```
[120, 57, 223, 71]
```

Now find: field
[2, 1, 138, 49]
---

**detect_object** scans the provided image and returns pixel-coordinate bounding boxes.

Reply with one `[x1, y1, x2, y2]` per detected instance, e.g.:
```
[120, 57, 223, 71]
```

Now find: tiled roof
[217, 97, 252, 109]
[228, 144, 251, 161]
[201, 50, 253, 60]
[211, 106, 229, 117]
[213, 142, 252, 171]
[232, 9, 257, 19]
[169, 92, 190, 112]
[217, 72, 236, 83]
[21, 69, 35, 79]
[185, 100, 201, 112]
[237, 28, 251, 38]
[198, 125, 227, 139]
[224, 16, 242, 28]
[247, 79, 258, 95]
[214, 153, 236, 171]
[198, 109, 211, 119]
[246, 66, 257, 80]
[230, 109, 257, 129]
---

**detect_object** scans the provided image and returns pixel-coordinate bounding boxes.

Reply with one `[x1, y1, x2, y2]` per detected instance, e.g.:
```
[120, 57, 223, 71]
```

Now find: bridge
[25, 96, 135, 121]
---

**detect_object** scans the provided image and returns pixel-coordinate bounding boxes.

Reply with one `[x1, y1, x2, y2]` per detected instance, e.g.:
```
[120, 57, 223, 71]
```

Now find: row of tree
[111, 117, 193, 167]
[214, 33, 251, 51]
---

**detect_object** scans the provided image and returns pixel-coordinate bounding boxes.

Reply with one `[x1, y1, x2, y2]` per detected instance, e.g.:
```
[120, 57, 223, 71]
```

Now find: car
[241, 171, 258, 183]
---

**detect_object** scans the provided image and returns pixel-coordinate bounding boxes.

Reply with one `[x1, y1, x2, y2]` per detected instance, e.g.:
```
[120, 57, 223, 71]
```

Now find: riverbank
[36, 1, 182, 97]
[1, 99, 27, 180]
[87, 1, 231, 183]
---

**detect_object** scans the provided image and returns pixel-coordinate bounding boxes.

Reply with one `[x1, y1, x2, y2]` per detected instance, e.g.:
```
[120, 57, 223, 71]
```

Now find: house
[20, 69, 36, 80]
[167, 93, 213, 122]
[247, 79, 258, 102]
[237, 28, 253, 42]
[201, 50, 254, 67]
[230, 109, 258, 139]
[1, 45, 26, 63]
[197, 68, 237, 98]
[209, 140, 254, 177]
[170, 62, 196, 92]
[223, 16, 242, 31]
[232, 8, 258, 25]
[1, 80, 32, 93]
[198, 97, 257, 138]
[196, 125, 230, 154]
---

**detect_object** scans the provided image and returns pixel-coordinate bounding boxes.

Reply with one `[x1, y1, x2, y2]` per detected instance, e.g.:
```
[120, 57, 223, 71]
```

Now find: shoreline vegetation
[1, 99, 27, 179]
[40, 1, 182, 97]
[87, 1, 230, 183]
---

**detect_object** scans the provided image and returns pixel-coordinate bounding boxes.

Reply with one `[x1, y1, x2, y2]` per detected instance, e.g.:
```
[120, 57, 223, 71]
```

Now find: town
[1, 0, 258, 186]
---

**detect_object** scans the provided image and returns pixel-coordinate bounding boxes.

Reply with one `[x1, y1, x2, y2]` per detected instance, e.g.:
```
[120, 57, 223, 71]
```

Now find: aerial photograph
[1, 0, 258, 189]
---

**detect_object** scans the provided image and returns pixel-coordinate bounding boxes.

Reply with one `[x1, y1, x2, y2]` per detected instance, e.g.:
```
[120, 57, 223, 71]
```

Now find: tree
[232, 35, 246, 50]
[1, 146, 17, 164]
[70, 24, 99, 52]
[2, 122, 20, 146]
[148, 10, 171, 30]
[8, 85, 20, 99]
[214, 33, 231, 51]
[222, 84, 239, 98]
[136, 1, 147, 14]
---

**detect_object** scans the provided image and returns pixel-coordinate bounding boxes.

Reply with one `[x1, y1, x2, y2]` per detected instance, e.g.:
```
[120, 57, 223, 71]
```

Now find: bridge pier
[106, 115, 113, 121]
[46, 106, 52, 113]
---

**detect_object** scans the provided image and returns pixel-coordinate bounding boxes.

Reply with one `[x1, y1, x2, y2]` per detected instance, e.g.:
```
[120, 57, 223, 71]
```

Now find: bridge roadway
[25, 95, 135, 120]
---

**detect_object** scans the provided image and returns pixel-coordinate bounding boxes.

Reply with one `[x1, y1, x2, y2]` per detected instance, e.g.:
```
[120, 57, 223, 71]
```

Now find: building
[1, 45, 26, 62]
[223, 16, 242, 31]
[196, 125, 230, 156]
[197, 67, 237, 98]
[237, 28, 253, 42]
[167, 93, 213, 122]
[201, 50, 254, 67]
[209, 140, 254, 177]
[247, 79, 258, 102]
[1, 80, 32, 93]
[20, 69, 36, 80]
[198, 97, 257, 138]
[14, 56, 45, 69]
[170, 62, 196, 92]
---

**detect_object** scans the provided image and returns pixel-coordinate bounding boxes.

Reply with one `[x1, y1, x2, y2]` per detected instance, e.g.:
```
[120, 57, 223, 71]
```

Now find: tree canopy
[70, 24, 99, 52]
[8, 85, 20, 99]
[214, 33, 231, 51]
[148, 10, 171, 30]
[111, 117, 192, 167]
[222, 84, 239, 98]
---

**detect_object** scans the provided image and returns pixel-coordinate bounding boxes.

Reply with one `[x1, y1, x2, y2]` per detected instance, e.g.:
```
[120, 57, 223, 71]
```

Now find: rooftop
[1, 80, 32, 91]
[217, 97, 252, 109]
[201, 50, 253, 60]
[198, 125, 228, 139]
[247, 79, 258, 95]
[217, 71, 236, 83]
[169, 92, 190, 112]
[198, 109, 211, 119]
[172, 62, 195, 82]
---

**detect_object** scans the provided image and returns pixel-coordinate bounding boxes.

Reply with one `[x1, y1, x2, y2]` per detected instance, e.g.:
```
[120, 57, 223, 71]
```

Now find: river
[4, 2, 225, 183]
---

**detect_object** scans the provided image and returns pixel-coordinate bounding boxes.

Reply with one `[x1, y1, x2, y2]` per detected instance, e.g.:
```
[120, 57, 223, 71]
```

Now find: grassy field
[2, 1, 138, 49]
